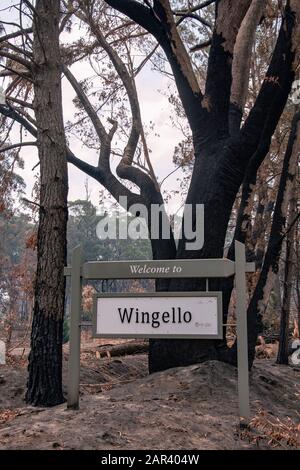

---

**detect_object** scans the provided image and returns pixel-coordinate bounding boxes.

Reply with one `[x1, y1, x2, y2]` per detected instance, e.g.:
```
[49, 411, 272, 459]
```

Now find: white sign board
[93, 292, 222, 339]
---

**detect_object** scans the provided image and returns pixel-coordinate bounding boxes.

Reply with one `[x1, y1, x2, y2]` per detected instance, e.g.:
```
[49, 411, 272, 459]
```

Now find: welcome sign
[93, 292, 223, 339]
[66, 242, 253, 418]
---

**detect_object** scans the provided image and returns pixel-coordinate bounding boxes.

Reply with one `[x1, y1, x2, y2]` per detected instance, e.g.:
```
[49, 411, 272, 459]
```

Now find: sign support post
[67, 245, 82, 409]
[235, 240, 250, 422]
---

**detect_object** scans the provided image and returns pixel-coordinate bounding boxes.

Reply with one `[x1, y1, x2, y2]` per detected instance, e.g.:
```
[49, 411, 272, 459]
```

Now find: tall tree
[276, 110, 299, 364]
[98, 0, 300, 371]
[25, 0, 68, 405]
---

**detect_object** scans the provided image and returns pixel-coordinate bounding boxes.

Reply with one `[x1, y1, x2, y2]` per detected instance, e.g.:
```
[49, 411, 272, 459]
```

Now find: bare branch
[190, 39, 212, 52]
[104, 20, 136, 39]
[0, 49, 32, 70]
[240, 1, 300, 160]
[62, 65, 109, 147]
[59, 10, 75, 33]
[204, 0, 251, 135]
[1, 40, 33, 59]
[6, 96, 34, 109]
[21, 197, 41, 208]
[230, 0, 267, 135]
[0, 64, 32, 81]
[175, 0, 216, 14]
[174, 11, 213, 30]
[87, 18, 142, 166]
[22, 0, 37, 16]
[72, 7, 159, 190]
[134, 43, 159, 75]
[154, 0, 201, 96]
[0, 141, 37, 152]
[15, 107, 36, 127]
[0, 27, 32, 43]
[0, 104, 37, 137]
[105, 0, 206, 134]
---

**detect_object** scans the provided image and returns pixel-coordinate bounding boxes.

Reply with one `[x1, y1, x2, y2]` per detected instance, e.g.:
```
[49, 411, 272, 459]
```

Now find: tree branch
[62, 64, 110, 152]
[0, 49, 32, 71]
[0, 104, 37, 137]
[76, 6, 160, 192]
[190, 39, 212, 52]
[6, 96, 34, 109]
[1, 40, 33, 59]
[86, 18, 141, 167]
[175, 0, 216, 14]
[204, 0, 251, 136]
[240, 1, 300, 160]
[66, 146, 146, 209]
[230, 0, 267, 136]
[0, 27, 32, 43]
[174, 11, 213, 30]
[105, 0, 206, 136]
[0, 141, 37, 152]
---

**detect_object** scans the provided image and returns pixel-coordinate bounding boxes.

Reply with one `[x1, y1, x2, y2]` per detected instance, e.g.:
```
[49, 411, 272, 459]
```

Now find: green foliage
[67, 198, 152, 263]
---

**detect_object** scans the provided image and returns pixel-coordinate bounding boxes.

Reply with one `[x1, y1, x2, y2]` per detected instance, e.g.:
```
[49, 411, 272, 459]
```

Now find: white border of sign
[92, 292, 223, 339]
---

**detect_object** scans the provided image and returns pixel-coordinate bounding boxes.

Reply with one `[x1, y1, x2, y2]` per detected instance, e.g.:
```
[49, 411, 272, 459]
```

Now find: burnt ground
[0, 341, 299, 450]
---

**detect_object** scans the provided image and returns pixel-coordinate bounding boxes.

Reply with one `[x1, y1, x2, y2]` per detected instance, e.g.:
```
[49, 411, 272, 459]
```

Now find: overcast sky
[1, 1, 187, 216]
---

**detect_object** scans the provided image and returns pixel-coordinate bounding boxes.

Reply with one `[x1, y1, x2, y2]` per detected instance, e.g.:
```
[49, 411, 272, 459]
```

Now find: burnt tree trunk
[277, 235, 294, 364]
[26, 0, 68, 406]
[277, 164, 297, 364]
[149, 140, 244, 371]
[229, 111, 300, 368]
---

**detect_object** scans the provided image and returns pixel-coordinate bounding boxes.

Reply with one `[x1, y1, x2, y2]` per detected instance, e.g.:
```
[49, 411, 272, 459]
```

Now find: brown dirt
[0, 342, 299, 450]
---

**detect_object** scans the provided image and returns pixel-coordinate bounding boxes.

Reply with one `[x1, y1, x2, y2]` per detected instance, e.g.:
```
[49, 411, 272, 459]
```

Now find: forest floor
[0, 338, 299, 450]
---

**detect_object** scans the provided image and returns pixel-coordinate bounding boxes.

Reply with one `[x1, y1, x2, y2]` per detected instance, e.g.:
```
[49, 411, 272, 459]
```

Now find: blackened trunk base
[149, 338, 218, 373]
[26, 309, 64, 406]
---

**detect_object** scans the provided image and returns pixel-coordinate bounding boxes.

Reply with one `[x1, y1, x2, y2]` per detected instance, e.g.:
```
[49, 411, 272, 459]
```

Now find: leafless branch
[6, 96, 34, 109]
[62, 64, 109, 146]
[0, 141, 37, 152]
[0, 49, 32, 70]
[190, 39, 212, 52]
[175, 0, 216, 14]
[1, 40, 33, 59]
[174, 11, 213, 30]
[0, 27, 32, 43]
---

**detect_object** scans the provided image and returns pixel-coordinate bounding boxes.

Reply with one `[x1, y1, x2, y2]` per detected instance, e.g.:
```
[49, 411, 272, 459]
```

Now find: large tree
[63, 0, 300, 371]
[25, 0, 68, 405]
[0, 0, 69, 405]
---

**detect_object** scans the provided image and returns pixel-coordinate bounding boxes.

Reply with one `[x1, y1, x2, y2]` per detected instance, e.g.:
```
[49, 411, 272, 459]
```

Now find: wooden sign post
[65, 241, 254, 421]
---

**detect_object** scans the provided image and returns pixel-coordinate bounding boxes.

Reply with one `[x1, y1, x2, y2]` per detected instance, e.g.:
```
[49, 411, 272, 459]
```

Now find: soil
[0, 340, 299, 450]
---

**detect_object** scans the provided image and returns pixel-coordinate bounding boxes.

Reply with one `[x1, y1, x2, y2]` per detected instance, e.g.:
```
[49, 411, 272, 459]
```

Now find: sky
[1, 1, 187, 216]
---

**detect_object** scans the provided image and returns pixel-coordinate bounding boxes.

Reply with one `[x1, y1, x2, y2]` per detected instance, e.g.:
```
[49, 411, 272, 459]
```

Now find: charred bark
[228, 111, 300, 368]
[277, 164, 297, 364]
